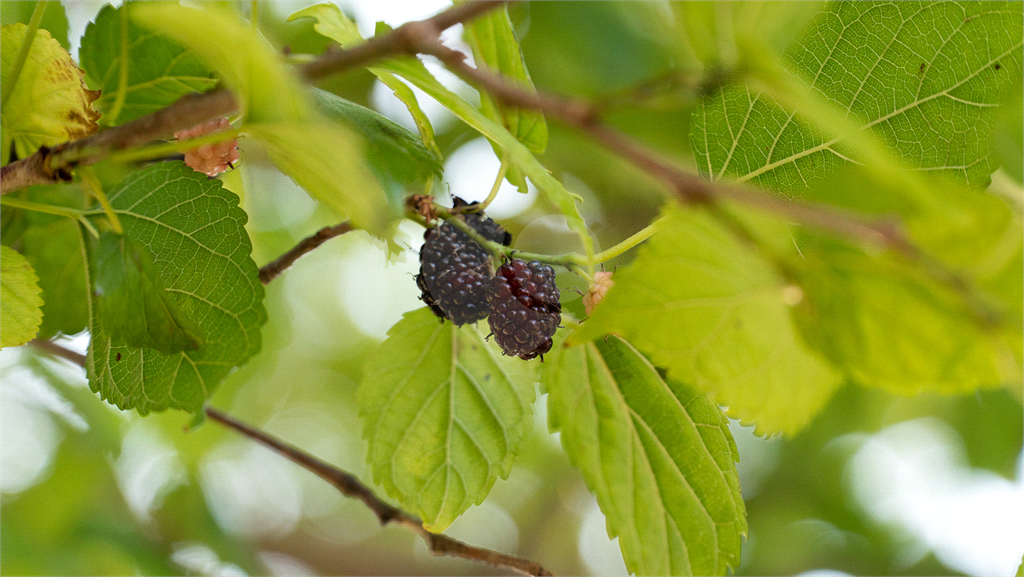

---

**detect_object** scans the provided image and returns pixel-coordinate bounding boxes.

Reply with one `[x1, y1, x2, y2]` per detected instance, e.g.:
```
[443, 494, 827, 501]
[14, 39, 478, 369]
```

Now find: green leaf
[0, 245, 43, 348]
[1, 24, 100, 164]
[0, 1, 70, 50]
[461, 4, 547, 153]
[245, 119, 395, 238]
[93, 231, 205, 355]
[672, 1, 824, 70]
[790, 233, 1018, 395]
[287, 4, 442, 158]
[784, 166, 1023, 394]
[311, 87, 442, 188]
[690, 2, 1024, 190]
[357, 307, 537, 531]
[993, 77, 1023, 183]
[79, 3, 218, 126]
[1, 183, 92, 339]
[571, 203, 841, 436]
[131, 3, 307, 123]
[22, 218, 88, 338]
[460, 2, 548, 191]
[546, 334, 746, 576]
[86, 162, 266, 414]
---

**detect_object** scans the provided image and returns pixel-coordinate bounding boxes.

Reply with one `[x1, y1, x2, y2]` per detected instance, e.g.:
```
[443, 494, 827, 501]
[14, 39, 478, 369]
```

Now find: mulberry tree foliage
[0, 2, 1020, 576]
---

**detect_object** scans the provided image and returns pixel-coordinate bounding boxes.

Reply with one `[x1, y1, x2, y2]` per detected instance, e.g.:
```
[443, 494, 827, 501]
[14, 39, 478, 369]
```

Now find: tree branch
[420, 39, 1008, 323]
[0, 2, 505, 195]
[258, 222, 353, 284]
[203, 407, 554, 577]
[30, 338, 87, 366]
[409, 34, 919, 254]
[1, 90, 237, 194]
[298, 1, 506, 82]
[27, 340, 554, 577]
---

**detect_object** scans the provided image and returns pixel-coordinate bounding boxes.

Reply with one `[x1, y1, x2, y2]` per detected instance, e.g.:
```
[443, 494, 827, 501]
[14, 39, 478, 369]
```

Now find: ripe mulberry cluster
[175, 118, 239, 177]
[488, 259, 561, 360]
[416, 198, 511, 326]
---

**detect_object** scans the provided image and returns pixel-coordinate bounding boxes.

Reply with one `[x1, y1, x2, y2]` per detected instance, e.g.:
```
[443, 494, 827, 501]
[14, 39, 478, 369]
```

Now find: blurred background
[2, 1, 1022, 575]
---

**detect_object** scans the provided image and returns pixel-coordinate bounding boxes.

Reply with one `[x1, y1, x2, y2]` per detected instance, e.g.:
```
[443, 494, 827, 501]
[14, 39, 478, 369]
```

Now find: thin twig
[27, 340, 554, 576]
[258, 222, 353, 284]
[298, 1, 505, 82]
[204, 407, 554, 577]
[0, 2, 505, 195]
[30, 339, 87, 366]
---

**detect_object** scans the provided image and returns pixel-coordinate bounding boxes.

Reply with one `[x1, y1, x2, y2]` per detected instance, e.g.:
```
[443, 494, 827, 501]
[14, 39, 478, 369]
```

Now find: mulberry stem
[431, 204, 662, 270]
[475, 153, 509, 213]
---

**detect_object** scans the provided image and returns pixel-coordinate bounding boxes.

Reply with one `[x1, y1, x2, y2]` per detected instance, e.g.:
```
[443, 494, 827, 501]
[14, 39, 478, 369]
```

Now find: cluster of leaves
[1, 2, 1021, 576]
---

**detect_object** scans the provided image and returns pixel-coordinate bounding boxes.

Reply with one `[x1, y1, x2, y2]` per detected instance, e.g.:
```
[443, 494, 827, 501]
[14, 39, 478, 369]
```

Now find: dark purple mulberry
[416, 197, 511, 325]
[488, 259, 561, 360]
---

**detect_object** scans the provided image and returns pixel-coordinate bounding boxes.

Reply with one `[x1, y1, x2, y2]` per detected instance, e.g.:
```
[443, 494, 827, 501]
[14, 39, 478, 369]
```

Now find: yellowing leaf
[1, 24, 100, 164]
[0, 245, 43, 348]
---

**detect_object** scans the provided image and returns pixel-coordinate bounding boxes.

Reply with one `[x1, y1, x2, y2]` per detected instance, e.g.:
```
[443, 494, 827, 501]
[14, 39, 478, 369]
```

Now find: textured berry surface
[175, 118, 239, 177]
[416, 198, 510, 325]
[488, 259, 561, 360]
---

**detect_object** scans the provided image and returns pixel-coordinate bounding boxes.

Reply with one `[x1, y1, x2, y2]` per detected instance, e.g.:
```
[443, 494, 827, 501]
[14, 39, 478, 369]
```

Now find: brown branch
[1, 90, 238, 195]
[204, 407, 553, 577]
[30, 338, 87, 366]
[298, 1, 506, 82]
[0, 2, 505, 196]
[258, 222, 353, 284]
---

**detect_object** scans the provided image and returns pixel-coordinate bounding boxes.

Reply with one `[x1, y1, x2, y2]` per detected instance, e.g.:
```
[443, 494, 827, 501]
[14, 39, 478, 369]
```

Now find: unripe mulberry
[416, 198, 511, 325]
[583, 271, 614, 316]
[175, 118, 239, 177]
[488, 259, 561, 360]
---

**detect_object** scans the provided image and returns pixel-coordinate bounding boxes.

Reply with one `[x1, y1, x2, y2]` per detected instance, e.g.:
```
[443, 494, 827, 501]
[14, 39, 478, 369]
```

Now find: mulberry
[416, 198, 511, 325]
[488, 259, 561, 360]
